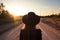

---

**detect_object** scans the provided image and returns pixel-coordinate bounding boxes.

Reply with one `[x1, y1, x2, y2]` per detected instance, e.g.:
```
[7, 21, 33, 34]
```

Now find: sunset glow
[5, 5, 29, 16]
[0, 0, 60, 16]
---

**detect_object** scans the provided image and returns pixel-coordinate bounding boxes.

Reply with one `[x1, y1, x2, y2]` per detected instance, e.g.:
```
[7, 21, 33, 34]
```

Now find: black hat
[22, 12, 40, 25]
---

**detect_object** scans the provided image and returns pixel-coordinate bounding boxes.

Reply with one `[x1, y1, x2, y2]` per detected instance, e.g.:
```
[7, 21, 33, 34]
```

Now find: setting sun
[5, 5, 29, 16]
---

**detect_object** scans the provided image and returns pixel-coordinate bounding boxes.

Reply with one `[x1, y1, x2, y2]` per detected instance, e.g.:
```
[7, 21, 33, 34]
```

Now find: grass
[42, 18, 60, 30]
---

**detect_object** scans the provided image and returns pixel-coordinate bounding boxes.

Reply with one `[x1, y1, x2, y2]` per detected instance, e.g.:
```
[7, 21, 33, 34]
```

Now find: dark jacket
[20, 29, 42, 40]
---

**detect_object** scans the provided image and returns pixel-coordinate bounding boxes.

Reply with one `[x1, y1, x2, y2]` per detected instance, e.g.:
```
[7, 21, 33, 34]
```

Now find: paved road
[0, 22, 60, 40]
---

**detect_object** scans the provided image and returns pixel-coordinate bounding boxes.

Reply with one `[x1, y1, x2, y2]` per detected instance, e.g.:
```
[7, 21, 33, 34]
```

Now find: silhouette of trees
[0, 3, 14, 22]
[39, 13, 60, 18]
[58, 13, 60, 18]
[0, 10, 13, 19]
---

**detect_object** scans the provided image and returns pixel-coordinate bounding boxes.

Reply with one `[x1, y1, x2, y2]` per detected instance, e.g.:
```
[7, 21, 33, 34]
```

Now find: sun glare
[5, 5, 29, 16]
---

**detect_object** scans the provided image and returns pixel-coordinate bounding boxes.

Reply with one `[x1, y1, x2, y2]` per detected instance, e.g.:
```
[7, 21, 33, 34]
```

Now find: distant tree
[0, 10, 5, 18]
[0, 3, 6, 18]
[57, 13, 60, 18]
[58, 13, 60, 16]
[0, 3, 13, 19]
[0, 3, 5, 14]
[4, 10, 11, 18]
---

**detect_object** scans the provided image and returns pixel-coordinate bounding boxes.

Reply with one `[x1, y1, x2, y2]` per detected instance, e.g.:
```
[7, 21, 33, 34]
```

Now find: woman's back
[20, 29, 42, 40]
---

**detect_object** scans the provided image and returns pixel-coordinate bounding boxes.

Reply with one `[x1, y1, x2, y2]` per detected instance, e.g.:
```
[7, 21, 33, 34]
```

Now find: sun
[5, 5, 29, 16]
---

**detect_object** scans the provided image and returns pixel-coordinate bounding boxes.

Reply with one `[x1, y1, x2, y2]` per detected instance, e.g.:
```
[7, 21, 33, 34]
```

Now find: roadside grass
[0, 19, 22, 35]
[42, 18, 60, 30]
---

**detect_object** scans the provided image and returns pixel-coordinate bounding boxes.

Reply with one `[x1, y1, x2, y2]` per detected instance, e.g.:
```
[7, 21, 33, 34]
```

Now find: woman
[20, 12, 42, 40]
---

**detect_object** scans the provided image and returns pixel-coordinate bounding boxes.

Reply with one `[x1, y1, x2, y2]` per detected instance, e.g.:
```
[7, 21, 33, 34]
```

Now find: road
[38, 22, 60, 40]
[0, 22, 21, 34]
[0, 22, 60, 40]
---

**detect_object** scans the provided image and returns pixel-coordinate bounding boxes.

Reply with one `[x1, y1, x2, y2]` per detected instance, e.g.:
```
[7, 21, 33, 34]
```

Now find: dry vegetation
[41, 14, 60, 30]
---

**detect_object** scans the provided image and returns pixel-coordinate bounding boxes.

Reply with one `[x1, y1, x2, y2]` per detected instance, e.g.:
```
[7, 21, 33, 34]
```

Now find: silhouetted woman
[20, 12, 42, 40]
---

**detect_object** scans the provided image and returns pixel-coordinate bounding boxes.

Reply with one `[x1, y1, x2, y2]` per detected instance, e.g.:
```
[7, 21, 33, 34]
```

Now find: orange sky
[0, 0, 60, 16]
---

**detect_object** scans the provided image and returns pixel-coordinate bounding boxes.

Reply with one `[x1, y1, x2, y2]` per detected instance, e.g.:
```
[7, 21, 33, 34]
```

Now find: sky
[0, 0, 60, 16]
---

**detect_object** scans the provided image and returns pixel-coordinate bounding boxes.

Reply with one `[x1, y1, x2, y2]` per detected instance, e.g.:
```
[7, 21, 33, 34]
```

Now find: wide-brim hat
[22, 12, 40, 25]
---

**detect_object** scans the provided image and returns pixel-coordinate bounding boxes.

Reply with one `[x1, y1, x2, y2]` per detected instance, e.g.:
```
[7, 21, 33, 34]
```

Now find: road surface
[0, 22, 60, 40]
